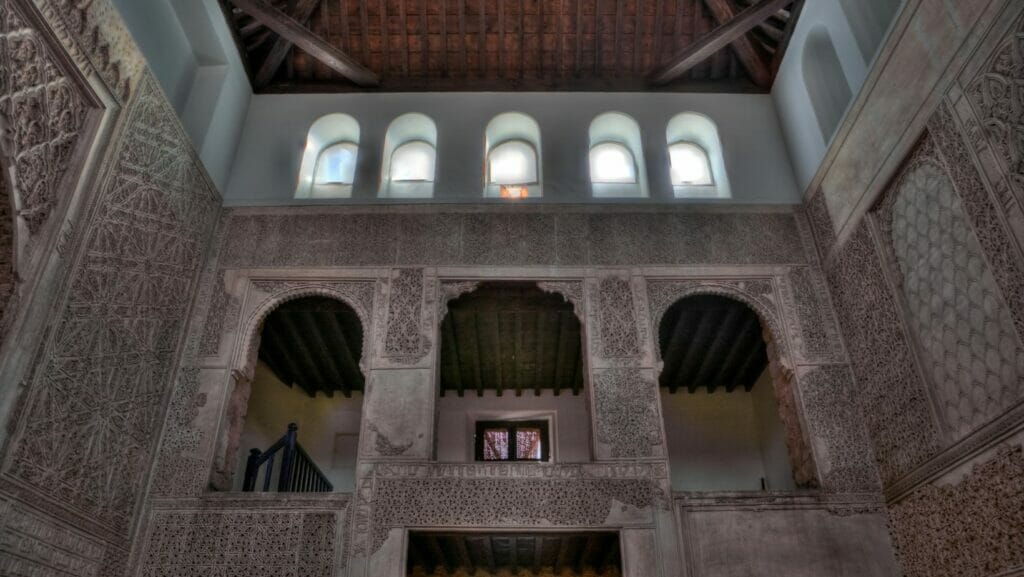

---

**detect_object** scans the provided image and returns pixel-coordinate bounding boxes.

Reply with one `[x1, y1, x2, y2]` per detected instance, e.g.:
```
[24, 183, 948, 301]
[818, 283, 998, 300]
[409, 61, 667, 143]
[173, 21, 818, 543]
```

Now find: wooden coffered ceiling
[439, 282, 584, 397]
[258, 296, 365, 397]
[221, 0, 804, 92]
[657, 294, 768, 393]
[407, 531, 621, 576]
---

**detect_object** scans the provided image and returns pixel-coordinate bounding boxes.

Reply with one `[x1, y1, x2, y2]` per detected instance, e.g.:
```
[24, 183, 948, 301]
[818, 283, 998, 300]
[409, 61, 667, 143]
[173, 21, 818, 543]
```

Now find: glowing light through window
[488, 140, 538, 185]
[314, 142, 358, 185]
[669, 142, 713, 186]
[589, 142, 637, 183]
[390, 141, 436, 182]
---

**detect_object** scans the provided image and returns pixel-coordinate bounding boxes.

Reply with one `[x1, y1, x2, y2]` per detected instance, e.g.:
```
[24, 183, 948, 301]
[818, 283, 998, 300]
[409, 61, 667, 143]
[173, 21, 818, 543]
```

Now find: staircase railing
[242, 423, 333, 493]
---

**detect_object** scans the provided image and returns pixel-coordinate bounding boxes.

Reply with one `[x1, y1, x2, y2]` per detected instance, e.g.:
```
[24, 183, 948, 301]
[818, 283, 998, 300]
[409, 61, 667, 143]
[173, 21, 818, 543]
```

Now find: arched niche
[839, 0, 902, 62]
[802, 26, 853, 144]
[295, 113, 361, 199]
[654, 291, 817, 492]
[484, 112, 542, 198]
[379, 112, 438, 199]
[666, 112, 731, 199]
[433, 281, 591, 463]
[588, 112, 649, 198]
[213, 290, 368, 493]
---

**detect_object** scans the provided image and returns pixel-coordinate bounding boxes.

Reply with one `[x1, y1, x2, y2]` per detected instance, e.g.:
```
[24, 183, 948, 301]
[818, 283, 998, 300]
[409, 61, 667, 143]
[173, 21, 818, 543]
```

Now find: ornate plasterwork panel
[149, 368, 206, 497]
[536, 280, 585, 321]
[0, 174, 15, 329]
[354, 462, 669, 557]
[0, 0, 92, 236]
[0, 497, 106, 577]
[887, 444, 1024, 577]
[965, 12, 1024, 208]
[824, 224, 941, 487]
[380, 268, 430, 364]
[436, 280, 479, 321]
[593, 277, 642, 359]
[198, 271, 238, 357]
[217, 211, 810, 269]
[591, 369, 664, 459]
[875, 135, 1024, 441]
[778, 267, 846, 365]
[140, 508, 338, 577]
[806, 192, 836, 262]
[796, 365, 880, 492]
[3, 74, 219, 536]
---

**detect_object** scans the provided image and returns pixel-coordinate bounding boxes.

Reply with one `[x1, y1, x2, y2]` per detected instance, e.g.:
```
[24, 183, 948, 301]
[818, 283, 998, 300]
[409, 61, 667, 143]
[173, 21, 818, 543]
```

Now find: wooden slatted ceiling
[440, 282, 584, 396]
[407, 532, 621, 576]
[258, 296, 365, 397]
[222, 0, 802, 92]
[658, 294, 767, 393]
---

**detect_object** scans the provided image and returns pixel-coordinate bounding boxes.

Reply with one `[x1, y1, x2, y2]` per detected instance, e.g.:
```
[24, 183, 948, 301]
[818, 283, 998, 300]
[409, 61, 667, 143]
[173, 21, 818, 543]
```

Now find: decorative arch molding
[646, 278, 791, 369]
[536, 280, 585, 322]
[645, 278, 819, 488]
[211, 278, 377, 490]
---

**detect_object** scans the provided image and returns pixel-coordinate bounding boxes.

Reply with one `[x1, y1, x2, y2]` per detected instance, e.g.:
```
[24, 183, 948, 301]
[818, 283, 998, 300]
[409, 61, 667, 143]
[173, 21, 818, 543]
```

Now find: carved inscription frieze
[0, 498, 107, 577]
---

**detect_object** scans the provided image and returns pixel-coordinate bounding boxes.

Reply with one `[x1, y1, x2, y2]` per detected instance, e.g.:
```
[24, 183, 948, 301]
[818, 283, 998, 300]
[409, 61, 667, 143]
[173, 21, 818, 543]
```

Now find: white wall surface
[772, 0, 902, 193]
[110, 0, 252, 191]
[233, 362, 363, 492]
[435, 390, 591, 463]
[225, 91, 800, 205]
[661, 370, 795, 492]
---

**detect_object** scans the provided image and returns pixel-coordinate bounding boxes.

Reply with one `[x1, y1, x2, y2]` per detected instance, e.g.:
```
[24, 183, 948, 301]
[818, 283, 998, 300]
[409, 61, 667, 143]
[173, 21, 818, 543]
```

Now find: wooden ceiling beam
[230, 0, 379, 86]
[254, 0, 319, 86]
[702, 0, 771, 88]
[649, 0, 790, 85]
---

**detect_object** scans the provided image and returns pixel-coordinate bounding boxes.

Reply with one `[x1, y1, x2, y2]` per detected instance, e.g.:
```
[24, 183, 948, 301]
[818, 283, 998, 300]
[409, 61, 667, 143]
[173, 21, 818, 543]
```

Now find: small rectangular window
[475, 420, 550, 462]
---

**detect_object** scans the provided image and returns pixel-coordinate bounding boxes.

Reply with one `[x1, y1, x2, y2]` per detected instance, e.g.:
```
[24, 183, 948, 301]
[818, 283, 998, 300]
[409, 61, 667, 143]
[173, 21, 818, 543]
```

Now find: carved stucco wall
[0, 0, 220, 573]
[813, 10, 1024, 576]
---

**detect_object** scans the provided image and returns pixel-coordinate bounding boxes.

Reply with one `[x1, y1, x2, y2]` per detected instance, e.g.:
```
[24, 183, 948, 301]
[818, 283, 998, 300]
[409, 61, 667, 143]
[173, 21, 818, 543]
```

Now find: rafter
[702, 0, 770, 88]
[229, 0, 379, 86]
[649, 0, 790, 85]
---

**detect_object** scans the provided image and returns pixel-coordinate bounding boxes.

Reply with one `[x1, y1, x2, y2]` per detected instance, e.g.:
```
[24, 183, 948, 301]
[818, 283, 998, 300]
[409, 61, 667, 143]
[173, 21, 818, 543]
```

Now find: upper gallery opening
[219, 0, 804, 93]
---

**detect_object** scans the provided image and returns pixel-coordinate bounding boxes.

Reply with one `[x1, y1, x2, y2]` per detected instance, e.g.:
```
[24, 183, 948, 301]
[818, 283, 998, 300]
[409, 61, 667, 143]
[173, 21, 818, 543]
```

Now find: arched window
[380, 113, 438, 198]
[315, 142, 358, 185]
[666, 112, 730, 198]
[588, 112, 647, 197]
[802, 26, 852, 143]
[590, 142, 636, 183]
[390, 141, 436, 182]
[838, 0, 902, 62]
[488, 140, 538, 185]
[668, 142, 713, 186]
[296, 113, 361, 199]
[485, 112, 542, 198]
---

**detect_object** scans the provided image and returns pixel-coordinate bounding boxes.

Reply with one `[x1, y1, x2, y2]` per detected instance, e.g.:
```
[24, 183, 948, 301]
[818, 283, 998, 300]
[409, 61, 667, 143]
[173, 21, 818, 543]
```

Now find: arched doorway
[435, 281, 590, 463]
[658, 294, 817, 491]
[225, 295, 366, 492]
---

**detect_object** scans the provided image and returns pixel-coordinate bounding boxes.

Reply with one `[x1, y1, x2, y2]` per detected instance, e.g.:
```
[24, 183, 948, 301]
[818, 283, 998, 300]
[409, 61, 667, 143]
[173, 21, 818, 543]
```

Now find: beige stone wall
[811, 4, 1024, 576]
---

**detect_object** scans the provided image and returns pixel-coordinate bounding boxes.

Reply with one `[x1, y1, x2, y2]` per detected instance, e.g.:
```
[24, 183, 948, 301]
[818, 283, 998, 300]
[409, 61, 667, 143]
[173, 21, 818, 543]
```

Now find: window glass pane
[516, 428, 543, 460]
[315, 142, 358, 185]
[390, 141, 436, 182]
[669, 142, 713, 186]
[482, 429, 509, 460]
[590, 142, 637, 183]
[489, 140, 538, 185]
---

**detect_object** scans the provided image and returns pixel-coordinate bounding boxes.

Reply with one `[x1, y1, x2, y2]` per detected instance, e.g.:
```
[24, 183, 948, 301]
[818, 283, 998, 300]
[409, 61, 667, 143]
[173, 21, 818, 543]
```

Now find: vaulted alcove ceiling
[440, 282, 583, 396]
[407, 532, 621, 576]
[220, 0, 804, 92]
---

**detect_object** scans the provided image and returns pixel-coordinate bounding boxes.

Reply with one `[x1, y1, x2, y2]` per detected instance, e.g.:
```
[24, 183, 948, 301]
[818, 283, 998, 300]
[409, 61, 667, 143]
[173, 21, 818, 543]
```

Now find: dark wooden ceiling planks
[407, 532, 621, 576]
[657, 294, 767, 394]
[221, 0, 802, 92]
[257, 296, 365, 397]
[439, 282, 583, 397]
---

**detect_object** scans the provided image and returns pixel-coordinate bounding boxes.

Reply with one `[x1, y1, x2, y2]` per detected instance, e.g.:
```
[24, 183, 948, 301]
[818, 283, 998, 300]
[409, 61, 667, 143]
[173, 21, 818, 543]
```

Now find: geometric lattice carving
[966, 13, 1024, 208]
[592, 369, 663, 458]
[150, 368, 207, 497]
[825, 225, 941, 486]
[781, 266, 846, 364]
[887, 444, 1024, 577]
[382, 268, 429, 363]
[797, 365, 880, 492]
[885, 158, 1024, 439]
[198, 272, 237, 356]
[0, 0, 90, 235]
[140, 509, 336, 577]
[595, 277, 641, 359]
[5, 74, 219, 535]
